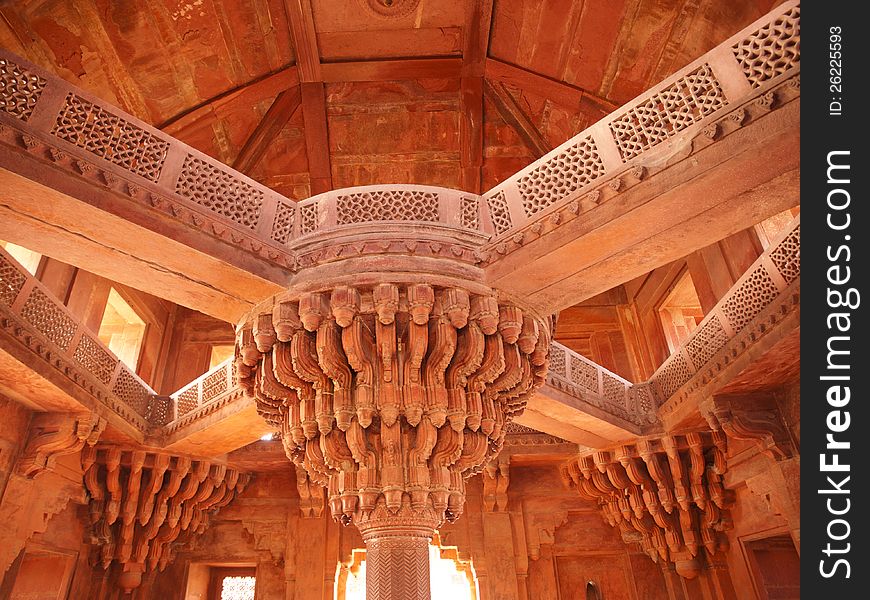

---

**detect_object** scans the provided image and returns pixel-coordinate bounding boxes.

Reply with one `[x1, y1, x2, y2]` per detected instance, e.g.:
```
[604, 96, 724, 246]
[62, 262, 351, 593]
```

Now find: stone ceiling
[0, 0, 782, 199]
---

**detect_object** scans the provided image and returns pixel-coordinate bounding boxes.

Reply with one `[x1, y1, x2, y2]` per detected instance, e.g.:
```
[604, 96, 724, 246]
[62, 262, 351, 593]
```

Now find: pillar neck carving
[236, 282, 551, 528]
[80, 445, 250, 593]
[562, 430, 733, 580]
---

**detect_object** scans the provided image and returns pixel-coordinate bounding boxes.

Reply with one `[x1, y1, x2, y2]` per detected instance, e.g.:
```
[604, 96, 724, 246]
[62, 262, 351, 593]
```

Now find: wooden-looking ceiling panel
[326, 79, 461, 189]
[317, 28, 463, 61]
[170, 94, 276, 165]
[248, 109, 310, 200]
[311, 0, 464, 34]
[490, 0, 580, 81]
[646, 0, 781, 85]
[481, 94, 535, 191]
[562, 0, 630, 93]
[0, 0, 295, 125]
[597, 0, 688, 104]
[1, 0, 152, 119]
[492, 85, 610, 153]
[205, 0, 292, 84]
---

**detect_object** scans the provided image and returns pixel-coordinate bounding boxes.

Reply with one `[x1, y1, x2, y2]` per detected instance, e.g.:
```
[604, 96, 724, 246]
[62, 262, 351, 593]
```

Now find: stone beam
[483, 80, 549, 158]
[0, 50, 290, 322]
[233, 87, 302, 174]
[483, 97, 799, 315]
[479, 1, 801, 316]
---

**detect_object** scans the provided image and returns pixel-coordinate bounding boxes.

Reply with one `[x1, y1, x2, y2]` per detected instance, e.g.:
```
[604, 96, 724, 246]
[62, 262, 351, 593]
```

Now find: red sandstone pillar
[355, 504, 439, 600]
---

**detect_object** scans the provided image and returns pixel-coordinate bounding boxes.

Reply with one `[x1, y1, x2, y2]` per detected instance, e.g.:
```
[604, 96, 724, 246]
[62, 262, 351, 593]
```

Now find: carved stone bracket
[524, 507, 569, 561]
[562, 430, 734, 579]
[241, 519, 287, 567]
[17, 412, 106, 479]
[482, 457, 510, 512]
[237, 282, 551, 530]
[295, 464, 325, 518]
[80, 446, 250, 593]
[701, 395, 794, 461]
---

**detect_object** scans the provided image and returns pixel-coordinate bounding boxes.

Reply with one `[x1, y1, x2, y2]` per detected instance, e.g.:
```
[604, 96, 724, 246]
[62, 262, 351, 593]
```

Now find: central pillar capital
[235, 219, 553, 598]
[354, 498, 443, 542]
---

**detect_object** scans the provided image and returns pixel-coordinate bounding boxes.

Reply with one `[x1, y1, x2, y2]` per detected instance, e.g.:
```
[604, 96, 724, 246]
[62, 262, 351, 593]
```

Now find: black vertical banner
[803, 2, 867, 596]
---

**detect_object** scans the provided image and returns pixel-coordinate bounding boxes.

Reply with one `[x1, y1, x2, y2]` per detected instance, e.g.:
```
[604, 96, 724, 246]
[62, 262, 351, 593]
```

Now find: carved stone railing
[546, 342, 657, 427]
[0, 1, 799, 274]
[162, 358, 244, 436]
[294, 185, 483, 237]
[545, 214, 798, 428]
[0, 246, 154, 434]
[477, 1, 799, 241]
[0, 211, 800, 443]
[0, 50, 296, 269]
[651, 215, 800, 416]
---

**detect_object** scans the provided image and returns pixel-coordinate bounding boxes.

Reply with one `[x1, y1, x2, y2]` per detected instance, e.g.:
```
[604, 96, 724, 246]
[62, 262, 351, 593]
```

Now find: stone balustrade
[0, 0, 799, 268]
[546, 343, 657, 427]
[0, 245, 154, 434]
[162, 358, 245, 437]
[478, 1, 799, 240]
[651, 216, 800, 416]
[0, 211, 800, 442]
[0, 50, 295, 269]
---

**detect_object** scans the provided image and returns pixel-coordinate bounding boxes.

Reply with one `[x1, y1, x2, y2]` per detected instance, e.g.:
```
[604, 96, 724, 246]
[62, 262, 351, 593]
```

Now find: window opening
[209, 344, 235, 369]
[97, 288, 146, 369]
[0, 240, 42, 275]
[207, 567, 256, 600]
[658, 271, 703, 354]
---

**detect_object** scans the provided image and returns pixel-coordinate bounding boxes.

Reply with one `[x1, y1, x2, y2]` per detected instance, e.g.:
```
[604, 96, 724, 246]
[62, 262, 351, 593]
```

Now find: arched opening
[338, 533, 477, 600]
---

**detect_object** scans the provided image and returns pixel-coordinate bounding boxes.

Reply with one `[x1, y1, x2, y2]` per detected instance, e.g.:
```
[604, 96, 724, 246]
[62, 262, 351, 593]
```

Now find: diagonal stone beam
[479, 1, 801, 315]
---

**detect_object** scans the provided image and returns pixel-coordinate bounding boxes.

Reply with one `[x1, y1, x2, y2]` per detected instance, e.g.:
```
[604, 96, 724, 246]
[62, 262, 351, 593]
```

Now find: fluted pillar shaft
[364, 529, 432, 600]
[355, 503, 440, 600]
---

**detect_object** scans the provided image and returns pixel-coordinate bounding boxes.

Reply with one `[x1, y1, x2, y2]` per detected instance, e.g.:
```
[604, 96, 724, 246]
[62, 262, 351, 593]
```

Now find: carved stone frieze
[562, 430, 734, 579]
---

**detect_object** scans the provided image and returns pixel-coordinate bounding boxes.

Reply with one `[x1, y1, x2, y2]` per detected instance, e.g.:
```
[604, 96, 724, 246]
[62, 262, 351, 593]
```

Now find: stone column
[356, 504, 440, 600]
[233, 219, 553, 599]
